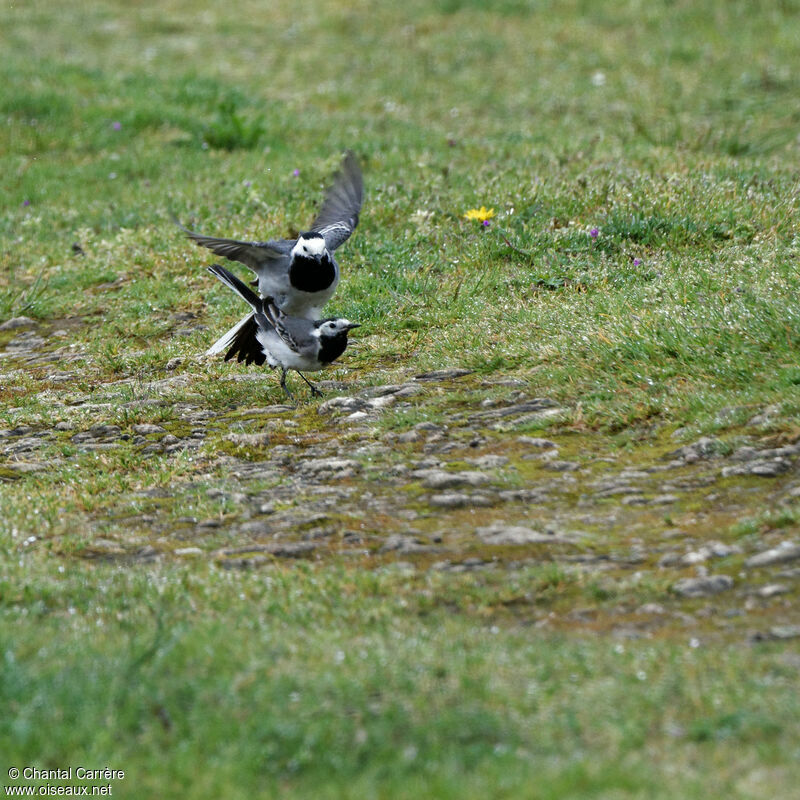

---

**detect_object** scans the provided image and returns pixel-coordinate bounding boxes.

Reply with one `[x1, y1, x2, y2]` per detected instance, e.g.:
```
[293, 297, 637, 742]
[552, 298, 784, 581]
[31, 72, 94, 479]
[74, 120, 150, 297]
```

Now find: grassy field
[2, 0, 800, 797]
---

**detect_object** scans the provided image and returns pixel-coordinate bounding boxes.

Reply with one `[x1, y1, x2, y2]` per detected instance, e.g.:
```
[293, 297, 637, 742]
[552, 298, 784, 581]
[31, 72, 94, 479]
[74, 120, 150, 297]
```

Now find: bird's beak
[346, 322, 361, 331]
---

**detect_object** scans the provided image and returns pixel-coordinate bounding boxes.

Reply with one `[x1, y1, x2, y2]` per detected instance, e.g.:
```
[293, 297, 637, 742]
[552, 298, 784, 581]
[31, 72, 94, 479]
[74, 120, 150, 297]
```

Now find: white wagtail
[174, 151, 362, 357]
[206, 263, 360, 399]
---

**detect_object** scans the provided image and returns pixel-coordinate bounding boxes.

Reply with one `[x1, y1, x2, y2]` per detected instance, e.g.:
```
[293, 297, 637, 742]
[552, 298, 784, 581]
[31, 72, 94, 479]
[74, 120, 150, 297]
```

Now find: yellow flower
[464, 206, 495, 222]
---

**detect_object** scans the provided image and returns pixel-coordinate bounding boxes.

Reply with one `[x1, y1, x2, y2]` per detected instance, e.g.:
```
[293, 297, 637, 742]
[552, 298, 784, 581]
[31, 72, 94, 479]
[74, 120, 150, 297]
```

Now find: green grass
[2, 0, 800, 796]
[3, 562, 799, 799]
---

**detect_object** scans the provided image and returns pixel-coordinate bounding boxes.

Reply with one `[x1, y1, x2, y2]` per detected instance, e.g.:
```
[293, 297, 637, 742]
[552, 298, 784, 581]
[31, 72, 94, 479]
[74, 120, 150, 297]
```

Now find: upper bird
[174, 151, 363, 353]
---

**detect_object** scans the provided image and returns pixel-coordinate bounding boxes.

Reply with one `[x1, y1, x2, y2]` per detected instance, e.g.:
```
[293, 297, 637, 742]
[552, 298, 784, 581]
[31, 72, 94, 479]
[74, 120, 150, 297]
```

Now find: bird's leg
[279, 368, 295, 401]
[297, 371, 323, 398]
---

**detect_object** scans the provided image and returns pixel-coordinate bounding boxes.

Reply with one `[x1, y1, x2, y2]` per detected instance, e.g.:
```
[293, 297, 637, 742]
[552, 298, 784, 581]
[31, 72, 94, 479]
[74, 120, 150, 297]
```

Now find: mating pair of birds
[175, 152, 363, 399]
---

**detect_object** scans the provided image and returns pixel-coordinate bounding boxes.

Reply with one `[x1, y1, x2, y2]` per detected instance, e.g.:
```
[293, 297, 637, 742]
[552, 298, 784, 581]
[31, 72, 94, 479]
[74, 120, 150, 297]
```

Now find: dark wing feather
[172, 214, 292, 272]
[223, 314, 267, 366]
[310, 151, 363, 251]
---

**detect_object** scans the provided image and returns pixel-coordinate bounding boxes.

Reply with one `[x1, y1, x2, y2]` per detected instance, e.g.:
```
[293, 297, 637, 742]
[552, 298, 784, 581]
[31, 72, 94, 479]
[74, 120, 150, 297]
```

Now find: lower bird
[206, 264, 360, 399]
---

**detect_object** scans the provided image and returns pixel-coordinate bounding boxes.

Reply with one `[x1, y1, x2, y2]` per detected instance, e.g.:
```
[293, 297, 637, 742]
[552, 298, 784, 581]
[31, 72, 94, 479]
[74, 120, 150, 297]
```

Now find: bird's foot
[297, 372, 324, 398]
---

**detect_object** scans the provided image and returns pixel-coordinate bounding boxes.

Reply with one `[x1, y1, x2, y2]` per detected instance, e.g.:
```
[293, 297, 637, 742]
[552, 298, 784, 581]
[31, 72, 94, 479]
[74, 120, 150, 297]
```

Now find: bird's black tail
[207, 264, 263, 313]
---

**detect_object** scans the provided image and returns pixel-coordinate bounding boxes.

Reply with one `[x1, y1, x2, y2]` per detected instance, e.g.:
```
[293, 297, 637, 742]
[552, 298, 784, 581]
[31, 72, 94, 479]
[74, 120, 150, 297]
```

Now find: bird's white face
[316, 319, 360, 337]
[292, 235, 328, 259]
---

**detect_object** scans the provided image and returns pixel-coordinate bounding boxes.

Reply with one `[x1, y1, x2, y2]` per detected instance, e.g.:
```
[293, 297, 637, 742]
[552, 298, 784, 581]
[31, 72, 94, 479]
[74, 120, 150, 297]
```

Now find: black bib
[289, 255, 336, 294]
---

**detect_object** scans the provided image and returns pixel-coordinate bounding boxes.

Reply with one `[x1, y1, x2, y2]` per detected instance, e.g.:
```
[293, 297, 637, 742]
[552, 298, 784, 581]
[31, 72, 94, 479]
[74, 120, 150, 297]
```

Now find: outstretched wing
[173, 214, 293, 272]
[310, 151, 363, 251]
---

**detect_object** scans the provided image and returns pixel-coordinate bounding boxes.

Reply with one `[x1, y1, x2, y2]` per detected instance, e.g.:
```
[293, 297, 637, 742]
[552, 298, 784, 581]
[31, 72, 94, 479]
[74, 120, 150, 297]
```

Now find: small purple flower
[293, 168, 300, 177]
[243, 180, 252, 188]
[22, 199, 30, 207]
[589, 228, 599, 239]
[482, 219, 491, 227]
[633, 258, 642, 267]
[112, 121, 122, 131]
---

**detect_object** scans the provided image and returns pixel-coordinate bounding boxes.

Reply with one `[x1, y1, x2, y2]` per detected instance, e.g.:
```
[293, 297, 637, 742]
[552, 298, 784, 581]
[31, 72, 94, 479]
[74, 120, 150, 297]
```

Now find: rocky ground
[2, 316, 799, 645]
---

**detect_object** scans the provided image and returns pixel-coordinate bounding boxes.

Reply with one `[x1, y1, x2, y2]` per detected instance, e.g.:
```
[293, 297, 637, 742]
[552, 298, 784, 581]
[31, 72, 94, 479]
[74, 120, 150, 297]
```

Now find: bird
[206, 263, 360, 400]
[173, 151, 363, 358]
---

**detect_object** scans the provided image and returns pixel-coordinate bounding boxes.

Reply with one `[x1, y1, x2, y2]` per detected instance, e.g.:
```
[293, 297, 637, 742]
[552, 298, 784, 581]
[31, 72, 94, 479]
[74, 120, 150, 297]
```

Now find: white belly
[256, 329, 322, 372]
[257, 277, 337, 320]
